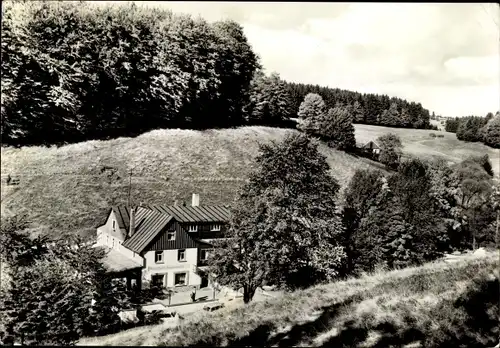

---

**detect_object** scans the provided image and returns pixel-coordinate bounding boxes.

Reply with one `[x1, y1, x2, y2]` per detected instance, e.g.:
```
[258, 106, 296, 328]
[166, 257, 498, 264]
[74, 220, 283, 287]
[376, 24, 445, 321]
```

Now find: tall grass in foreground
[156, 253, 498, 347]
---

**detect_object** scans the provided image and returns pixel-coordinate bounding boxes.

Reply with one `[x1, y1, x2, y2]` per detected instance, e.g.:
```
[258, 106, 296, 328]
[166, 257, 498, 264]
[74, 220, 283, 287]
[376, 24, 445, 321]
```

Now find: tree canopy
[285, 81, 433, 129]
[209, 133, 346, 302]
[0, 215, 129, 345]
[377, 133, 403, 169]
[1, 1, 259, 146]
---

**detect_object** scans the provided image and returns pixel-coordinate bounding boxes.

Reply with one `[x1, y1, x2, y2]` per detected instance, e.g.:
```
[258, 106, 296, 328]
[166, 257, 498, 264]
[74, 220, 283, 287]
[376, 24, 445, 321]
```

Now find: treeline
[1, 1, 444, 147]
[0, 1, 302, 147]
[296, 93, 356, 151]
[445, 112, 500, 148]
[285, 81, 434, 129]
[208, 133, 499, 302]
[1, 1, 262, 146]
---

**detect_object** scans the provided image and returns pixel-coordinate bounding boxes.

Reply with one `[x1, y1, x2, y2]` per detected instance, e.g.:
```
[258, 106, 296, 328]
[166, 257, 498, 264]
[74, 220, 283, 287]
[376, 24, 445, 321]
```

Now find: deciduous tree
[377, 133, 403, 169]
[483, 113, 500, 148]
[319, 106, 356, 151]
[248, 71, 293, 126]
[209, 133, 346, 302]
[297, 93, 326, 134]
[0, 217, 129, 345]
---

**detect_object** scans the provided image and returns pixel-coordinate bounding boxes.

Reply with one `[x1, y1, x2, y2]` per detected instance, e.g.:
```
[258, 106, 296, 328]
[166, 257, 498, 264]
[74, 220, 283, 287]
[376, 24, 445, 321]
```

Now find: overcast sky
[98, 2, 499, 117]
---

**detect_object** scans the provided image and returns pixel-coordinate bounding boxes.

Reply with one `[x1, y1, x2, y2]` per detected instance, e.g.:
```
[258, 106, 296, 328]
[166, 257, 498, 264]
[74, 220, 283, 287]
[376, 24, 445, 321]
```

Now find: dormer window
[188, 225, 198, 232]
[167, 231, 176, 241]
[210, 224, 221, 231]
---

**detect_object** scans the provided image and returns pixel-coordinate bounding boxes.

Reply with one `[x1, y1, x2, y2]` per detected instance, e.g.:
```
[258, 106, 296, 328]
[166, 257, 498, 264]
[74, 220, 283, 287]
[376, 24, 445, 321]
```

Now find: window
[151, 274, 164, 288]
[155, 251, 164, 263]
[210, 224, 221, 231]
[200, 249, 210, 260]
[188, 225, 198, 232]
[174, 273, 187, 286]
[178, 249, 186, 262]
[167, 231, 176, 241]
[112, 220, 116, 230]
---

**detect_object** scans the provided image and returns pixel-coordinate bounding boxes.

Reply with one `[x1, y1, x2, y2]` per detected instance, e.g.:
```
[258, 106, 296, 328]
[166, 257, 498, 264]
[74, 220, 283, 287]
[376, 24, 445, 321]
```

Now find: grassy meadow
[355, 124, 499, 175]
[77, 250, 499, 347]
[0, 126, 384, 237]
[1, 124, 498, 237]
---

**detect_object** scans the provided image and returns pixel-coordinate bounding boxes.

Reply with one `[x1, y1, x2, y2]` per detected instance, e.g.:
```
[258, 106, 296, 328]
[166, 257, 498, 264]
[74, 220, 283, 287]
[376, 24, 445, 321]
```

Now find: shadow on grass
[424, 277, 499, 348]
[188, 275, 498, 347]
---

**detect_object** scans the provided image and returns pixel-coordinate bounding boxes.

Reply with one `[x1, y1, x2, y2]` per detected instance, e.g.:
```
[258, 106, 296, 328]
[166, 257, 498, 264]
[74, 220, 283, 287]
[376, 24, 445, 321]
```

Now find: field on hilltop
[77, 251, 499, 347]
[355, 124, 500, 176]
[1, 124, 498, 238]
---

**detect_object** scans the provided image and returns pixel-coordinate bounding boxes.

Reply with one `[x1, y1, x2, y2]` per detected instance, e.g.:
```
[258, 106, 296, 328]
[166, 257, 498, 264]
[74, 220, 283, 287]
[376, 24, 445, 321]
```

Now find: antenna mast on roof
[128, 168, 133, 208]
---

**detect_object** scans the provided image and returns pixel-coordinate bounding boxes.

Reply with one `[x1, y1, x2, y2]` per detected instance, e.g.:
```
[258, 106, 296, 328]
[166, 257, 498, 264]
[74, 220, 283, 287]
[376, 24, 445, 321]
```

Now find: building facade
[95, 194, 229, 290]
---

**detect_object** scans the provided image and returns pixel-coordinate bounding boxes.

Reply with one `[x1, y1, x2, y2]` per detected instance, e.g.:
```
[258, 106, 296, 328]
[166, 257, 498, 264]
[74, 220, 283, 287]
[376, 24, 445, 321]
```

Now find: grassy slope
[0, 127, 385, 237]
[355, 124, 499, 174]
[1, 124, 498, 237]
[77, 251, 499, 347]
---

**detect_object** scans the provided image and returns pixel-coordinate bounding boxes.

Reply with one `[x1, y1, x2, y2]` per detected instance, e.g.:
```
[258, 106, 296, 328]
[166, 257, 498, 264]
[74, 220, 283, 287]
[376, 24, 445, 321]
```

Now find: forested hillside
[285, 81, 433, 129]
[1, 1, 441, 148]
[445, 112, 500, 148]
[1, 1, 261, 146]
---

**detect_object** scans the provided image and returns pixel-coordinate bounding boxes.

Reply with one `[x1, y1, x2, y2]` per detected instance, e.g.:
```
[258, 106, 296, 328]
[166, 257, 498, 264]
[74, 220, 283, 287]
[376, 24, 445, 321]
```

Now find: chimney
[192, 193, 200, 207]
[129, 206, 136, 237]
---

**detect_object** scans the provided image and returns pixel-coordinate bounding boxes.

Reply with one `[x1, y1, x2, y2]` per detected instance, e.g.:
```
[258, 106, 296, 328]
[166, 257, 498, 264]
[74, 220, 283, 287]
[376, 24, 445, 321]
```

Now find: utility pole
[496, 208, 499, 250]
[128, 168, 133, 208]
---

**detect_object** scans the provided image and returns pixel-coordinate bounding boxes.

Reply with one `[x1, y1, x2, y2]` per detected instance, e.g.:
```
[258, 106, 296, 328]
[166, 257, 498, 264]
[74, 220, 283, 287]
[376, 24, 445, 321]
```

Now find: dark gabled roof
[112, 205, 230, 231]
[148, 205, 230, 222]
[121, 207, 173, 254]
[112, 206, 131, 230]
[111, 204, 230, 253]
[362, 140, 380, 149]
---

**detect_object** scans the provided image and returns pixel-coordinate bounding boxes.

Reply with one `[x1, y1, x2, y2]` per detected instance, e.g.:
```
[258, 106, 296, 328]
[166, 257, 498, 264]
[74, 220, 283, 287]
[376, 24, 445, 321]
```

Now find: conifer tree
[297, 93, 326, 134]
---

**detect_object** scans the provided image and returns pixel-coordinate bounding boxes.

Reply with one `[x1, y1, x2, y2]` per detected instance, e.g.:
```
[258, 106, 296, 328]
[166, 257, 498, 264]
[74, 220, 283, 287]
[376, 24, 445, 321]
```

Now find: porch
[102, 248, 144, 291]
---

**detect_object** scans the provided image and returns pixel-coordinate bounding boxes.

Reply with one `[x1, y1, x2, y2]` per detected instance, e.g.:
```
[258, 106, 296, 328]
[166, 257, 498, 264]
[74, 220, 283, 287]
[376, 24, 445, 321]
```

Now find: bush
[429, 133, 437, 138]
[143, 310, 165, 326]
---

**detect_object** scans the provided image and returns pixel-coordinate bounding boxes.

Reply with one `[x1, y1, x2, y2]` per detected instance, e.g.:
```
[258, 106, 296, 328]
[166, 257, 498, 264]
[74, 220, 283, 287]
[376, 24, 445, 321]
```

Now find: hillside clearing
[355, 124, 499, 175]
[77, 250, 499, 347]
[0, 127, 384, 237]
[1, 125, 498, 237]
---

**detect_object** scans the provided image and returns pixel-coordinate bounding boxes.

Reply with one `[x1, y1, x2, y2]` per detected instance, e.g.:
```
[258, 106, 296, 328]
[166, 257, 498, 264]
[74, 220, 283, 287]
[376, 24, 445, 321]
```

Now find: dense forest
[445, 112, 500, 148]
[1, 1, 442, 147]
[1, 1, 261, 146]
[284, 81, 434, 129]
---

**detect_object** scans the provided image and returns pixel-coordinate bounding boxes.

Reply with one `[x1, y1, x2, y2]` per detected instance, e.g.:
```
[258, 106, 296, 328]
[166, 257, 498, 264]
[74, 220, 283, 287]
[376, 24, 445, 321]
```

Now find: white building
[95, 194, 230, 290]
